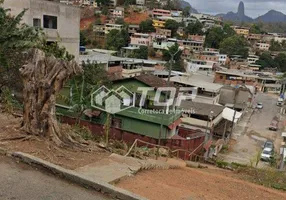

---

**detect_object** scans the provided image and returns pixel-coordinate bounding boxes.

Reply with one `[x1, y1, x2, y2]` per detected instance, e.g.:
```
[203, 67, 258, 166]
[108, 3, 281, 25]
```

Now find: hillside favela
[2, 0, 286, 199]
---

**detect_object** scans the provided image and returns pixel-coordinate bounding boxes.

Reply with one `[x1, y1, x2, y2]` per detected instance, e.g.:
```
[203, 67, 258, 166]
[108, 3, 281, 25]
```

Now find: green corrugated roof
[116, 107, 182, 126]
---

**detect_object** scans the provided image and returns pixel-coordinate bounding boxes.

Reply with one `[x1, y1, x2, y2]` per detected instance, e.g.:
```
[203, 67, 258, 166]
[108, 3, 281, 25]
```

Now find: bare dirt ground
[117, 167, 286, 200]
[0, 113, 110, 169]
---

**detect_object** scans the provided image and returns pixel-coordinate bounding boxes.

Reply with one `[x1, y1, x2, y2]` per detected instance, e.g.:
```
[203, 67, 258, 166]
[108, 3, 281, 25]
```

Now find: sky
[186, 0, 286, 18]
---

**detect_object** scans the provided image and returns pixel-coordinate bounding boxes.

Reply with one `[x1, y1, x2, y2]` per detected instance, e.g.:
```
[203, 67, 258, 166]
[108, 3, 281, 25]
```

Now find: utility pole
[156, 48, 181, 159]
[230, 88, 239, 137]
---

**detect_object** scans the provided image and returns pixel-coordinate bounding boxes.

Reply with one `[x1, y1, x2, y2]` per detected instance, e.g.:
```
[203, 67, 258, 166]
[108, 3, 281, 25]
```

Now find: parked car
[261, 147, 274, 161]
[277, 98, 284, 106]
[262, 140, 274, 150]
[256, 102, 263, 109]
[269, 120, 278, 131]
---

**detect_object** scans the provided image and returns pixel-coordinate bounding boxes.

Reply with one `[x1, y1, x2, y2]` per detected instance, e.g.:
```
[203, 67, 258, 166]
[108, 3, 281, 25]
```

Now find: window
[43, 15, 57, 29]
[33, 18, 41, 28]
[220, 75, 223, 79]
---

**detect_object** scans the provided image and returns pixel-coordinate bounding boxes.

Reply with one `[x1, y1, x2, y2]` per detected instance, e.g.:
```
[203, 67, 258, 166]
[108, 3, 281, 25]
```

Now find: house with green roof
[56, 74, 183, 140]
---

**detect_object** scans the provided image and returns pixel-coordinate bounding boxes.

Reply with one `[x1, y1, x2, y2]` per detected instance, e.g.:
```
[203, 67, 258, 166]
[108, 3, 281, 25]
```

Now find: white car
[260, 147, 273, 161]
[256, 102, 263, 109]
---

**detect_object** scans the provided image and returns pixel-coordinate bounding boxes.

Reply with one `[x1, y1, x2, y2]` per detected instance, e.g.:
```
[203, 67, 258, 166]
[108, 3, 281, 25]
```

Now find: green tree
[115, 18, 125, 25]
[205, 27, 225, 49]
[80, 31, 87, 46]
[274, 53, 286, 72]
[164, 19, 180, 37]
[249, 24, 263, 34]
[63, 62, 110, 124]
[106, 29, 129, 51]
[96, 0, 111, 6]
[220, 35, 249, 58]
[139, 19, 155, 33]
[269, 39, 282, 51]
[131, 46, 148, 59]
[162, 43, 184, 71]
[205, 25, 235, 49]
[255, 52, 278, 69]
[182, 6, 190, 18]
[185, 21, 203, 35]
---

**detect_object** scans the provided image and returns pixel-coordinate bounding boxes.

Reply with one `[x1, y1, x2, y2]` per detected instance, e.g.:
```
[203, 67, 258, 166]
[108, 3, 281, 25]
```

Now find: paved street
[0, 155, 112, 200]
[221, 92, 283, 166]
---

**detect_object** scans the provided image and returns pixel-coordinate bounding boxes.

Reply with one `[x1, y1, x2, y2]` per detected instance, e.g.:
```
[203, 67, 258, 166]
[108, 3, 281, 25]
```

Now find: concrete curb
[12, 152, 148, 200]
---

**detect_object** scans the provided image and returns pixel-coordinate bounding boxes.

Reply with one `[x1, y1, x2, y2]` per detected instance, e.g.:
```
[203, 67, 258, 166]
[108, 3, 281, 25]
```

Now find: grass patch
[236, 167, 286, 191]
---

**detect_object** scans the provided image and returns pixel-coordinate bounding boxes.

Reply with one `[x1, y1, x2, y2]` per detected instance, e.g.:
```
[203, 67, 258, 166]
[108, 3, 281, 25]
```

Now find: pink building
[152, 9, 171, 18]
[130, 33, 152, 47]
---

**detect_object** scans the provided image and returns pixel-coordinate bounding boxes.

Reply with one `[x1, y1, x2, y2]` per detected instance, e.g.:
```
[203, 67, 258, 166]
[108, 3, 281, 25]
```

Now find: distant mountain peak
[238, 1, 245, 17]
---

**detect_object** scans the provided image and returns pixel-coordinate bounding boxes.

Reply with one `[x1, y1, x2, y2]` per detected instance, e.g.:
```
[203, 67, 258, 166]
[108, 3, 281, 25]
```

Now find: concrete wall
[3, 0, 80, 62]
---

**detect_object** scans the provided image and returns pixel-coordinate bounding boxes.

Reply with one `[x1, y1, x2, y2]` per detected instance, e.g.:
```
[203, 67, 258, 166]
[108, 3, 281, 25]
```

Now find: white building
[105, 24, 123, 34]
[247, 55, 259, 64]
[4, 0, 80, 62]
[255, 42, 270, 51]
[218, 54, 228, 65]
[136, 0, 145, 6]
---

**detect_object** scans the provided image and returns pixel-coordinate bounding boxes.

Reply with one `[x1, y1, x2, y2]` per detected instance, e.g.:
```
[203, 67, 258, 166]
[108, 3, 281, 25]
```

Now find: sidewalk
[231, 108, 254, 140]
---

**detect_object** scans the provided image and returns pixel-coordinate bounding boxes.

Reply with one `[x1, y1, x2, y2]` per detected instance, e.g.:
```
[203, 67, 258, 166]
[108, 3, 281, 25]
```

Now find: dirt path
[0, 113, 110, 169]
[117, 167, 286, 200]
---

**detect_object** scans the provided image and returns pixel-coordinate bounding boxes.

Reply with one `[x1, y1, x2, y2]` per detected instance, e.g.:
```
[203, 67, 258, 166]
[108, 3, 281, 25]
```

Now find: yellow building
[232, 26, 249, 36]
[152, 19, 165, 28]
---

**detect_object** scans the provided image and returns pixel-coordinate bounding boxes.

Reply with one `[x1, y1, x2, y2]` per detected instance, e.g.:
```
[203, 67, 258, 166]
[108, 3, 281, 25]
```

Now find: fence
[125, 139, 205, 161]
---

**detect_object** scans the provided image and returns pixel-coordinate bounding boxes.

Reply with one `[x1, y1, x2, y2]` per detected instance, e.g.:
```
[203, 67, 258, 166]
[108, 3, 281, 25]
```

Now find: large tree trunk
[19, 49, 82, 146]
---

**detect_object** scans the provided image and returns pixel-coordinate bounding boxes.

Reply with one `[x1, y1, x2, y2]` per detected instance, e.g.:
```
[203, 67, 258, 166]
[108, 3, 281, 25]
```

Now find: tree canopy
[105, 29, 129, 51]
[139, 19, 155, 33]
[220, 35, 249, 58]
[185, 21, 203, 35]
[164, 19, 180, 37]
[255, 52, 279, 69]
[205, 25, 236, 49]
[162, 43, 184, 71]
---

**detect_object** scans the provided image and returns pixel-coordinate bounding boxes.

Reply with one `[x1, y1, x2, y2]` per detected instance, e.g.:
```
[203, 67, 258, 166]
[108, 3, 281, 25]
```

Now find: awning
[222, 108, 242, 123]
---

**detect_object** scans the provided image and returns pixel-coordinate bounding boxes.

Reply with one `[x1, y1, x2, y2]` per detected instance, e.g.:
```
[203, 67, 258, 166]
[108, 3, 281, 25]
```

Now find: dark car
[269, 120, 278, 131]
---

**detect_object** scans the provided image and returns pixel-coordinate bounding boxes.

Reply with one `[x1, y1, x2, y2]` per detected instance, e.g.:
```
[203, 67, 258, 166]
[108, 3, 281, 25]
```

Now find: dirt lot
[0, 113, 110, 169]
[117, 167, 286, 200]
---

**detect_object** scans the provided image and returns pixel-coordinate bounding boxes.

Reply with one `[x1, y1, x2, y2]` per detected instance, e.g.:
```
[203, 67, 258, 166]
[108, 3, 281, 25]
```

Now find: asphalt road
[0, 155, 112, 200]
[222, 92, 283, 166]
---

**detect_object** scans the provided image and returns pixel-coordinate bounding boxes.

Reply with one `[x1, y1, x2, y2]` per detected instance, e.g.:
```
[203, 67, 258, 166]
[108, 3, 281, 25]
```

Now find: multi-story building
[156, 28, 172, 38]
[247, 34, 262, 41]
[255, 42, 270, 51]
[247, 55, 259, 64]
[128, 25, 140, 35]
[194, 51, 219, 62]
[152, 19, 166, 28]
[108, 0, 117, 7]
[130, 33, 152, 47]
[152, 9, 171, 18]
[109, 7, 124, 18]
[153, 38, 204, 52]
[3, 0, 80, 62]
[218, 54, 229, 66]
[93, 24, 105, 37]
[274, 34, 286, 43]
[232, 26, 249, 36]
[105, 23, 123, 34]
[136, 0, 145, 6]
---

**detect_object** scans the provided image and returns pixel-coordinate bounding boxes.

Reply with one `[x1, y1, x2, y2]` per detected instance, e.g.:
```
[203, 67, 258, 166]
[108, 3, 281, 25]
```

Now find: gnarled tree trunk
[19, 49, 82, 146]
